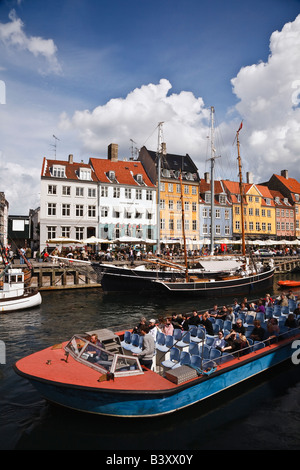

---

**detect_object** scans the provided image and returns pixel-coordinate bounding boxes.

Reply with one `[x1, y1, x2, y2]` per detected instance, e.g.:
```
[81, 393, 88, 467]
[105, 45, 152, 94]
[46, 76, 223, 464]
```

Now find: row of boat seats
[161, 340, 267, 373]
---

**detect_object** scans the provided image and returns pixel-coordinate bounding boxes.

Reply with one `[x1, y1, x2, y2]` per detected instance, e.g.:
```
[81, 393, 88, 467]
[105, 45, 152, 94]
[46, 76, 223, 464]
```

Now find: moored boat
[277, 280, 300, 288]
[0, 267, 42, 312]
[14, 313, 300, 417]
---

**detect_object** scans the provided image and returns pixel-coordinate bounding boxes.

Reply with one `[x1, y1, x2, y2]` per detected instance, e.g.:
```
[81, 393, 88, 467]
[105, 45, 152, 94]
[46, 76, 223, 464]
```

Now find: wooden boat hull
[0, 290, 42, 312]
[277, 280, 300, 288]
[14, 329, 299, 417]
[101, 268, 275, 298]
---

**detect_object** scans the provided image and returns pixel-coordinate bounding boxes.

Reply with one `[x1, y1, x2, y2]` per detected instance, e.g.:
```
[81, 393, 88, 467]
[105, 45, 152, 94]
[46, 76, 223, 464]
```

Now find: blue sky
[0, 0, 300, 213]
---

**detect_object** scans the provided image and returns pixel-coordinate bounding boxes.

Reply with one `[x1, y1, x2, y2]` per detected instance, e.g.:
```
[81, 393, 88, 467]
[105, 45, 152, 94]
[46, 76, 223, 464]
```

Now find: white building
[90, 144, 157, 242]
[40, 154, 99, 252]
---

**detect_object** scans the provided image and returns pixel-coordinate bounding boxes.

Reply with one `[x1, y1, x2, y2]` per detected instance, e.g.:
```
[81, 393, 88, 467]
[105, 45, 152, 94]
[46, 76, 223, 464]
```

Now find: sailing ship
[96, 112, 275, 296]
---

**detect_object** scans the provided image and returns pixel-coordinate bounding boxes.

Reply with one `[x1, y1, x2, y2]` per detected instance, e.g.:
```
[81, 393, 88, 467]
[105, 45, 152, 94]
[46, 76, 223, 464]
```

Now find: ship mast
[179, 171, 189, 282]
[156, 122, 164, 255]
[209, 106, 220, 255]
[236, 122, 246, 256]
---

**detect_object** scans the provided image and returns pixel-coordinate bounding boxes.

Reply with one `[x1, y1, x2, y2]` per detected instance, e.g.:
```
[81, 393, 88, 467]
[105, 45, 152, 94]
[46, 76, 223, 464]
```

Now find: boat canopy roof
[198, 259, 242, 272]
[65, 334, 144, 378]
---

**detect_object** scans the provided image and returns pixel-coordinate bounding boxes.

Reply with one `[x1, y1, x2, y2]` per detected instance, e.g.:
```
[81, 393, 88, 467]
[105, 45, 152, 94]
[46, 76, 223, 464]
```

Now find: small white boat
[0, 267, 42, 312]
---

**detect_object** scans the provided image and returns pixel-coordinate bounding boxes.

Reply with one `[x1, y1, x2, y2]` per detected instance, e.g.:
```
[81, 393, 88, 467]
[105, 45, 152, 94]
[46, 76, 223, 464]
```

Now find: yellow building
[223, 181, 276, 240]
[139, 146, 200, 247]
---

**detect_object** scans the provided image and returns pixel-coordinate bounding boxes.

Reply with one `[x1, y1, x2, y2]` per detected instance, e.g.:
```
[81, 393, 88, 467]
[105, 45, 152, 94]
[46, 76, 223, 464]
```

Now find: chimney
[68, 154, 73, 164]
[108, 143, 118, 162]
[246, 171, 253, 184]
[281, 169, 288, 179]
[204, 172, 210, 183]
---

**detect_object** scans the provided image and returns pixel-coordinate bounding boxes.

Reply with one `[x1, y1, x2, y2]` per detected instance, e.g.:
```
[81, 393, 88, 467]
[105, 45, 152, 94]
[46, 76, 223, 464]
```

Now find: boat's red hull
[277, 280, 300, 287]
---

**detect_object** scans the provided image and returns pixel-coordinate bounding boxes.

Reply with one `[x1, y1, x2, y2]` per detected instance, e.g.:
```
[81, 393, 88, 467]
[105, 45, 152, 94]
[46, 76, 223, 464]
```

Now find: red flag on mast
[238, 121, 243, 132]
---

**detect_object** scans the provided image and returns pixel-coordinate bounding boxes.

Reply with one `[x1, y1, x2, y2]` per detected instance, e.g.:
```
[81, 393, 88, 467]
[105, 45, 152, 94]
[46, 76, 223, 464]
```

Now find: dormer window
[108, 170, 116, 181]
[275, 197, 280, 204]
[219, 194, 226, 204]
[79, 168, 91, 180]
[205, 192, 211, 203]
[51, 165, 65, 178]
[136, 174, 143, 184]
[265, 198, 271, 205]
[295, 194, 299, 202]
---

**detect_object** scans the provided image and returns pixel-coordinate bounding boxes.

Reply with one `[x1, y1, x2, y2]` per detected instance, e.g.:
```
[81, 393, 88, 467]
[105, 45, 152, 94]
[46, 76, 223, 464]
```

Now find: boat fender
[98, 372, 115, 382]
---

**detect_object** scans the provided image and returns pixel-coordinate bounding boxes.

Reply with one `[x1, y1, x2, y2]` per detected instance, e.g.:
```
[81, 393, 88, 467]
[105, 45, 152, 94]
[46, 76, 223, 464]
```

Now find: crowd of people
[130, 291, 300, 369]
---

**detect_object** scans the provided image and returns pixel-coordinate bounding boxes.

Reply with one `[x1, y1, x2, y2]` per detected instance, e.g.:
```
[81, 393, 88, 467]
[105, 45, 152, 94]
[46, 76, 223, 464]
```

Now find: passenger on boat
[132, 324, 155, 369]
[284, 314, 297, 329]
[276, 294, 288, 307]
[293, 303, 300, 318]
[180, 314, 190, 331]
[222, 331, 242, 354]
[171, 313, 184, 330]
[85, 334, 108, 363]
[209, 304, 220, 318]
[233, 299, 240, 313]
[287, 290, 296, 301]
[232, 319, 246, 335]
[161, 316, 174, 336]
[263, 293, 274, 307]
[250, 320, 265, 342]
[242, 297, 251, 310]
[212, 331, 227, 350]
[149, 319, 158, 341]
[199, 312, 214, 336]
[133, 316, 147, 335]
[255, 299, 266, 315]
[188, 310, 201, 327]
[225, 306, 235, 322]
[215, 305, 228, 321]
[239, 302, 249, 313]
[266, 318, 280, 343]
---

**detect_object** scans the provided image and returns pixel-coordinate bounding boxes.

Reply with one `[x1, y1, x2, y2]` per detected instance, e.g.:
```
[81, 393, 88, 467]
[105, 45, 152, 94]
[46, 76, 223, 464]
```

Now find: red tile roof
[41, 157, 98, 182]
[89, 158, 155, 187]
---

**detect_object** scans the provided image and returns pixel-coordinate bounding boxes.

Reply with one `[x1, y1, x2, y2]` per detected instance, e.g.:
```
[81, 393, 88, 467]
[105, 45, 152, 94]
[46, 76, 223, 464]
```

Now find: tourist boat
[0, 267, 42, 312]
[277, 280, 300, 288]
[13, 320, 300, 417]
[97, 117, 275, 297]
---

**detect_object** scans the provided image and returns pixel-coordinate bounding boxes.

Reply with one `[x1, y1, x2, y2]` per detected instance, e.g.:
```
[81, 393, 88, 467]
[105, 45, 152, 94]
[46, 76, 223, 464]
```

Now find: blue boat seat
[190, 354, 202, 370]
[121, 331, 132, 351]
[173, 329, 182, 341]
[273, 305, 281, 317]
[161, 347, 180, 369]
[209, 348, 222, 360]
[188, 342, 200, 356]
[172, 351, 191, 369]
[212, 324, 220, 335]
[224, 320, 232, 331]
[245, 315, 254, 325]
[255, 312, 265, 323]
[199, 344, 211, 359]
[205, 335, 215, 347]
[253, 341, 265, 351]
[131, 335, 144, 354]
[191, 326, 205, 343]
[215, 319, 224, 329]
[265, 306, 273, 318]
[156, 333, 174, 353]
[281, 306, 290, 315]
[176, 331, 191, 350]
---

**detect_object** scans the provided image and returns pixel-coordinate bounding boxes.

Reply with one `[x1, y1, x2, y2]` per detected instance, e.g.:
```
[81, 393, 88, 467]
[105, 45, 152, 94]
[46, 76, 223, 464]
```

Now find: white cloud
[59, 78, 211, 159]
[0, 9, 61, 74]
[231, 14, 300, 181]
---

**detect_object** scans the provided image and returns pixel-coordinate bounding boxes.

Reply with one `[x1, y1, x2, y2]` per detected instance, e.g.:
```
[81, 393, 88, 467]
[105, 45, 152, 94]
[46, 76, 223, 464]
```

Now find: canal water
[0, 273, 300, 451]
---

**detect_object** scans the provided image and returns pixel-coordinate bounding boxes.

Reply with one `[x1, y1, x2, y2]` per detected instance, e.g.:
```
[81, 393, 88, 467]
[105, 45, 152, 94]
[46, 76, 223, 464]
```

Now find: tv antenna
[51, 135, 60, 159]
[130, 139, 139, 159]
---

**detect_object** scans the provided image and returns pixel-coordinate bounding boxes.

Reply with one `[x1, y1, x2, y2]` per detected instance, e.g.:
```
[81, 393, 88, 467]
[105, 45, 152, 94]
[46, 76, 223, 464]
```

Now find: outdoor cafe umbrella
[82, 236, 113, 244]
[46, 237, 80, 244]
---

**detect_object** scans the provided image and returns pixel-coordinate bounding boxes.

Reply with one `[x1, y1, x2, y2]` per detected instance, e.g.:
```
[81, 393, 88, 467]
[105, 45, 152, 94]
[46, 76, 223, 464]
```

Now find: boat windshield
[64, 335, 143, 377]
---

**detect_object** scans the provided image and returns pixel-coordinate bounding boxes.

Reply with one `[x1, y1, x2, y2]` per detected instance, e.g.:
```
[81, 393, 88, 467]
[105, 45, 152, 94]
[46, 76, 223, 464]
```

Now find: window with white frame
[88, 205, 96, 218]
[47, 203, 56, 216]
[48, 185, 57, 195]
[113, 187, 120, 198]
[146, 190, 152, 200]
[76, 187, 84, 197]
[62, 185, 71, 196]
[61, 226, 70, 237]
[52, 165, 65, 178]
[75, 227, 84, 240]
[88, 188, 96, 198]
[62, 204, 70, 217]
[125, 188, 132, 199]
[47, 226, 56, 238]
[101, 186, 108, 197]
[76, 205, 84, 217]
